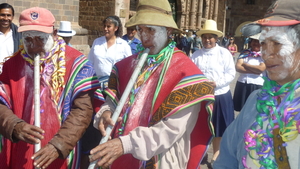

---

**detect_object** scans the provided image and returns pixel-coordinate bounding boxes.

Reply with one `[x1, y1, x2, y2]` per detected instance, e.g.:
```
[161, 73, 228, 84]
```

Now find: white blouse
[88, 36, 132, 78]
[237, 56, 265, 86]
[191, 44, 236, 95]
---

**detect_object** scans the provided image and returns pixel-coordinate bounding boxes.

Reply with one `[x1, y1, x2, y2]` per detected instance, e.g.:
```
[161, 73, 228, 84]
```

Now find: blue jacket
[122, 34, 142, 54]
[11, 23, 22, 53]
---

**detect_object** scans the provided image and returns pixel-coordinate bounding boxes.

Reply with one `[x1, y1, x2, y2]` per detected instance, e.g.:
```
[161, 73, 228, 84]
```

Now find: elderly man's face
[137, 25, 171, 55]
[260, 26, 300, 85]
[201, 34, 217, 49]
[22, 31, 54, 58]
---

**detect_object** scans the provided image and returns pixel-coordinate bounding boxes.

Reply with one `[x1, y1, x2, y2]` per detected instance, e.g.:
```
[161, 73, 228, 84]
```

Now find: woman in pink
[227, 37, 238, 56]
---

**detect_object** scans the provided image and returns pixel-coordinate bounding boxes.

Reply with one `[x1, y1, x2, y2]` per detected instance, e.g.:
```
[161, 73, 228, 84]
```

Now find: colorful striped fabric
[0, 53, 100, 169]
[56, 55, 100, 169]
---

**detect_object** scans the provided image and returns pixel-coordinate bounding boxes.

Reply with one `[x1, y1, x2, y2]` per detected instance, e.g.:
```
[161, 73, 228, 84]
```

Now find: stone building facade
[225, 0, 274, 50]
[3, 0, 273, 54]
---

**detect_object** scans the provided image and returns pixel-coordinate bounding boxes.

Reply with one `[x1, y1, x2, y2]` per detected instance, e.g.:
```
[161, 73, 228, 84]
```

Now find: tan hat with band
[125, 0, 180, 33]
[241, 0, 300, 37]
[196, 20, 223, 37]
[255, 0, 300, 26]
[249, 33, 261, 40]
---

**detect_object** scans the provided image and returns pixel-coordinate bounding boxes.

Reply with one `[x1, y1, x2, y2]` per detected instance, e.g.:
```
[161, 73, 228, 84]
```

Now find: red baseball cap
[18, 7, 55, 33]
[254, 0, 300, 26]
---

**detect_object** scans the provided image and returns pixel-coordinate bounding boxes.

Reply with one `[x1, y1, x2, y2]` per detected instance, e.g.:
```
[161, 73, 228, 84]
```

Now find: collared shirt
[88, 36, 132, 78]
[191, 44, 236, 95]
[0, 29, 13, 64]
[122, 34, 142, 54]
[237, 56, 265, 85]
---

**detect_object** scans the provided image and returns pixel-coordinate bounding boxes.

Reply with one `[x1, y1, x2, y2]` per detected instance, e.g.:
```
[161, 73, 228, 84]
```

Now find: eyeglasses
[230, 39, 234, 40]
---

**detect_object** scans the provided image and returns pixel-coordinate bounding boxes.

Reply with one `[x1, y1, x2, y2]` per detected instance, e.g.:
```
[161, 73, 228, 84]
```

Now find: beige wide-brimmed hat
[125, 0, 180, 33]
[249, 33, 261, 40]
[196, 20, 223, 37]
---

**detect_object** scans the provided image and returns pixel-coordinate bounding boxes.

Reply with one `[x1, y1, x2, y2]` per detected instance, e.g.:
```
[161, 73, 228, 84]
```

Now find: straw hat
[125, 0, 180, 33]
[249, 33, 261, 40]
[57, 21, 76, 37]
[196, 20, 223, 37]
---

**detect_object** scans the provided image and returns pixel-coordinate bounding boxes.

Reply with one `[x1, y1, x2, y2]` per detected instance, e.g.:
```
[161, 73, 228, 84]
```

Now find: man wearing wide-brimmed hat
[90, 0, 215, 168]
[214, 0, 300, 168]
[191, 19, 236, 164]
[57, 21, 76, 46]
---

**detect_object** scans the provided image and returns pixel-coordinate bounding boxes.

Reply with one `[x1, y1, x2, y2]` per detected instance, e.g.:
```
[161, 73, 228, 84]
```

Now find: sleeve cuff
[49, 137, 68, 159]
[93, 97, 116, 130]
[93, 105, 111, 130]
[119, 135, 133, 155]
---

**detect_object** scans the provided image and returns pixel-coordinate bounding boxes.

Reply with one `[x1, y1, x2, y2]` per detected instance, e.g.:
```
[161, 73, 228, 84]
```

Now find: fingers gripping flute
[88, 48, 150, 169]
[34, 54, 41, 169]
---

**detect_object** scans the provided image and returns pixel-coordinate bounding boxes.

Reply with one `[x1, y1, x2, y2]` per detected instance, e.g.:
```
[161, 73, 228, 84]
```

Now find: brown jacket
[0, 90, 94, 159]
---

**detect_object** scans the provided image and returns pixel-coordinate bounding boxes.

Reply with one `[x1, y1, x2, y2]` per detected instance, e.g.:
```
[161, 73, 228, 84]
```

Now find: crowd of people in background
[2, 0, 298, 169]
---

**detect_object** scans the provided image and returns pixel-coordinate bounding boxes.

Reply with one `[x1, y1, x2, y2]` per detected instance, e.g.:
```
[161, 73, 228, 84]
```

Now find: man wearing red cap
[214, 0, 300, 168]
[0, 7, 100, 169]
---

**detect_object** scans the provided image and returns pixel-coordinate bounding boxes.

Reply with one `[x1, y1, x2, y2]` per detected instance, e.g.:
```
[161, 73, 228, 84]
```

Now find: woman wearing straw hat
[233, 33, 266, 112]
[191, 19, 236, 164]
[90, 0, 215, 168]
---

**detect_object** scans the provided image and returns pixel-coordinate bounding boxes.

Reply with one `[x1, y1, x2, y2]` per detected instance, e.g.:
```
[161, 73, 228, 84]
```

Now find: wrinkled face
[103, 21, 118, 39]
[0, 8, 13, 29]
[250, 39, 261, 52]
[201, 34, 217, 49]
[137, 25, 170, 55]
[22, 31, 54, 58]
[126, 27, 137, 39]
[260, 26, 300, 85]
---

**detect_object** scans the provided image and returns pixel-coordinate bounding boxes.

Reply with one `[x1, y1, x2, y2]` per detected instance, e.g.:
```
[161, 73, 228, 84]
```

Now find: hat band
[58, 30, 72, 33]
[137, 5, 172, 16]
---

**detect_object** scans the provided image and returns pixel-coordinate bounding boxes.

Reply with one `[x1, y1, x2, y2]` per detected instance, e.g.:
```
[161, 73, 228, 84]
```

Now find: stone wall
[226, 0, 274, 51]
[129, 0, 138, 11]
[79, 0, 115, 46]
[217, 0, 226, 34]
[5, 0, 80, 23]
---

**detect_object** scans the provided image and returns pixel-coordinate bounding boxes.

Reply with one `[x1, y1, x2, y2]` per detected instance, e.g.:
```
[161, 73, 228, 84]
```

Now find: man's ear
[53, 28, 58, 37]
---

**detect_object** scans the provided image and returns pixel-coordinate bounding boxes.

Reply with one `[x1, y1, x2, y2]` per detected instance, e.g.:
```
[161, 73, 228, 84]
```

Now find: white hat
[57, 21, 76, 37]
[249, 33, 261, 40]
[196, 20, 223, 37]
